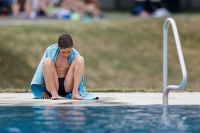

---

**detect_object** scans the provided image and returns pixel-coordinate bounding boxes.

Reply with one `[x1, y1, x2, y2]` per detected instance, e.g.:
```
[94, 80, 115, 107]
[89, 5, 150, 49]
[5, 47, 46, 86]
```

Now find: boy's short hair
[58, 34, 73, 49]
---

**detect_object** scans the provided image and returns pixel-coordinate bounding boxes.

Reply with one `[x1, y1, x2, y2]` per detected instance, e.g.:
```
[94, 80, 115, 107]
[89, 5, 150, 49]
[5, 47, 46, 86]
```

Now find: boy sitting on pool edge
[30, 33, 98, 100]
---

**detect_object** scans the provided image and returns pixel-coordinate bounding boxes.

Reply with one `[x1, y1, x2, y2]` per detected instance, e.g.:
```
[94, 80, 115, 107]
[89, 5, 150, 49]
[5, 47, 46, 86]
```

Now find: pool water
[0, 105, 200, 133]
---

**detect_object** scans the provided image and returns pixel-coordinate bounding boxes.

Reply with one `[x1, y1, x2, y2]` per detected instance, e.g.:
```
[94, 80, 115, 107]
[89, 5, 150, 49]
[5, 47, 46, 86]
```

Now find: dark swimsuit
[58, 78, 68, 97]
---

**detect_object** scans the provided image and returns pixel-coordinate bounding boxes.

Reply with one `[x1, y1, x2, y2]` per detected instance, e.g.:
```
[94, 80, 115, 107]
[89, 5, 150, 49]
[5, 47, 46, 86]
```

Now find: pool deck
[0, 92, 200, 106]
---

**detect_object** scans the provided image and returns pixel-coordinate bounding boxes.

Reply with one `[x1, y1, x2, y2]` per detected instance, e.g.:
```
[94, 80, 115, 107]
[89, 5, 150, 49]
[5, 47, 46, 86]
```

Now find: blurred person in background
[11, 0, 59, 18]
[33, 0, 59, 17]
[0, 0, 12, 16]
[11, 0, 32, 17]
[150, 2, 171, 18]
[83, 0, 103, 18]
[59, 0, 103, 20]
[60, 0, 86, 18]
[10, 0, 103, 19]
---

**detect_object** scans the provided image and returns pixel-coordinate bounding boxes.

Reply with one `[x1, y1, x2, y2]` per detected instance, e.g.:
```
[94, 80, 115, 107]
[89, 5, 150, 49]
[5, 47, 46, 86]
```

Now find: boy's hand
[42, 92, 50, 99]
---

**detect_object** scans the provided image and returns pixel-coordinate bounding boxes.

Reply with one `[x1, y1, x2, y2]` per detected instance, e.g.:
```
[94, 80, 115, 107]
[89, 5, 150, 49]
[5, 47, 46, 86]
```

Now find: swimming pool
[0, 105, 200, 133]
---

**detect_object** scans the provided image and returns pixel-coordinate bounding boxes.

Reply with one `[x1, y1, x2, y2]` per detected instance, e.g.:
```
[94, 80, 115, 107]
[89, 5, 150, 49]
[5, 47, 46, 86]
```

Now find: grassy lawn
[0, 13, 200, 92]
[0, 87, 199, 93]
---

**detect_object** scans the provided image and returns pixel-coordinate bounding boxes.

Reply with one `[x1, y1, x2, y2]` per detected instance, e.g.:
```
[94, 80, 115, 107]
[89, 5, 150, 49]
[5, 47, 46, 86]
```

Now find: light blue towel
[30, 44, 98, 100]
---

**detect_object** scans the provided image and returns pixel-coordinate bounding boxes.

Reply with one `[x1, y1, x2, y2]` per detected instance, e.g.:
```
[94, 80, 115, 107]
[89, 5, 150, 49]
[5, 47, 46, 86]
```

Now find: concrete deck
[0, 92, 200, 106]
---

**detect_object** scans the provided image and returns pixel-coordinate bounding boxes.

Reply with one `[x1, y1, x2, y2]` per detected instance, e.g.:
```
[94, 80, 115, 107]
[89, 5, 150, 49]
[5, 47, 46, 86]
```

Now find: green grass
[0, 88, 31, 93]
[0, 14, 200, 92]
[0, 87, 200, 93]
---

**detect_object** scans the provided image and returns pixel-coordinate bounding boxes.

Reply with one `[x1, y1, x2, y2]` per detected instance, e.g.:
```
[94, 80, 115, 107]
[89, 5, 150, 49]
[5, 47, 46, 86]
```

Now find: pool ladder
[163, 18, 187, 106]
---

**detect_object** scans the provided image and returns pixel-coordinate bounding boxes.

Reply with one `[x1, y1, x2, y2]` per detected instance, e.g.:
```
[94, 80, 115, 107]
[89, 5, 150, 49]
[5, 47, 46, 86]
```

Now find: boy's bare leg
[43, 58, 59, 100]
[64, 56, 84, 100]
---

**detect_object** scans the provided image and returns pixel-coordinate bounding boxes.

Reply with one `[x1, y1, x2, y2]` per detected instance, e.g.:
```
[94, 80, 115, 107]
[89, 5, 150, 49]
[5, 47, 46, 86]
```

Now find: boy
[30, 33, 97, 100]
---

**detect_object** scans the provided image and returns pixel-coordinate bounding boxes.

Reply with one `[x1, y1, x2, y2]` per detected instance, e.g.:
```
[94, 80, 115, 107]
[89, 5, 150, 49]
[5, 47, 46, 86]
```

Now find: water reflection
[161, 106, 188, 132]
[32, 106, 87, 132]
[0, 105, 200, 133]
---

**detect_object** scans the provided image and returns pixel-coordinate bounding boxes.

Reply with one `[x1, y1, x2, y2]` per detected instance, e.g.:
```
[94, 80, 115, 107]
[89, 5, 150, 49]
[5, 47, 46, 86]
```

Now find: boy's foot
[51, 94, 59, 100]
[42, 92, 50, 99]
[72, 93, 83, 100]
[50, 91, 59, 100]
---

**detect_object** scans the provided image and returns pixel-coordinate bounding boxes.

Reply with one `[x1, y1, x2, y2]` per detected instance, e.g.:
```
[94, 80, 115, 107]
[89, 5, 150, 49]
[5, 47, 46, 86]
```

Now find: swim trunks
[58, 78, 68, 97]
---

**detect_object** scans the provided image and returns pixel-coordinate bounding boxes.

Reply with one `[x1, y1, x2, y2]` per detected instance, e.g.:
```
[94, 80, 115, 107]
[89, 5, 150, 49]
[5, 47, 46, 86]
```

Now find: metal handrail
[163, 18, 187, 106]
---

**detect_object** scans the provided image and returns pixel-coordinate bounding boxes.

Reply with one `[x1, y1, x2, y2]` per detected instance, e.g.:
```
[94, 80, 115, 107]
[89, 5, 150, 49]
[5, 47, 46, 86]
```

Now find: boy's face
[59, 46, 73, 58]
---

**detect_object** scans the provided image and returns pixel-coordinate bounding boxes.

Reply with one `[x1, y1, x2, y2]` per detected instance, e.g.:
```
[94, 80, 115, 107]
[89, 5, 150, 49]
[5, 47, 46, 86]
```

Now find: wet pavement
[0, 92, 200, 106]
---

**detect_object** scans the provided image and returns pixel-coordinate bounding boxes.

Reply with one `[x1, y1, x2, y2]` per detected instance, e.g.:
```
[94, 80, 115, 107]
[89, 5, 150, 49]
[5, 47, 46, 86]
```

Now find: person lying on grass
[30, 33, 97, 100]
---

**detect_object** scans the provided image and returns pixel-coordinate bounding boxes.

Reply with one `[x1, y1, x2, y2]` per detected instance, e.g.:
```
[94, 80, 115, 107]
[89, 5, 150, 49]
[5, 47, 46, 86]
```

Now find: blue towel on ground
[30, 44, 98, 100]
